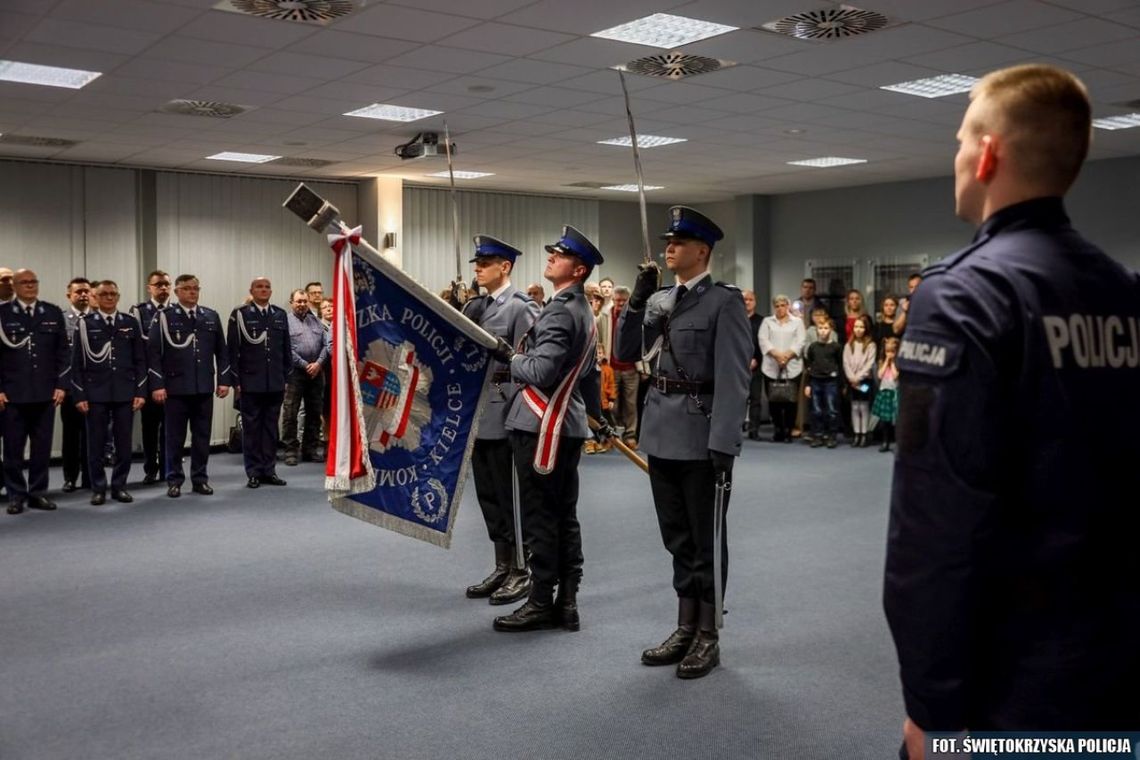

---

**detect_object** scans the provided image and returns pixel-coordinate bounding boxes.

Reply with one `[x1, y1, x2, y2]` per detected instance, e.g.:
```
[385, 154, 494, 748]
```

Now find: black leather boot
[493, 588, 556, 632]
[554, 577, 580, 631]
[677, 601, 720, 679]
[466, 543, 510, 598]
[489, 546, 532, 605]
[641, 597, 698, 666]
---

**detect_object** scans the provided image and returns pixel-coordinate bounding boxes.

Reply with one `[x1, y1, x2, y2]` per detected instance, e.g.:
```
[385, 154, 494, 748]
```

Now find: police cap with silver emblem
[544, 225, 604, 267]
[470, 234, 522, 264]
[661, 205, 724, 249]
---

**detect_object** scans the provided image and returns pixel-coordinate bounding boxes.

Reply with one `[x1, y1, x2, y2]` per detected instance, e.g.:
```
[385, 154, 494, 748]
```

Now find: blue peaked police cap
[470, 234, 522, 263]
[660, 205, 724, 249]
[544, 225, 604, 267]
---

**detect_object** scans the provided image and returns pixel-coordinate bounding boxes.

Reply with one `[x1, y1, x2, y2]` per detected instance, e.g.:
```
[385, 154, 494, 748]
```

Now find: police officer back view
[462, 236, 540, 606]
[617, 207, 753, 679]
[227, 277, 291, 489]
[884, 64, 1140, 757]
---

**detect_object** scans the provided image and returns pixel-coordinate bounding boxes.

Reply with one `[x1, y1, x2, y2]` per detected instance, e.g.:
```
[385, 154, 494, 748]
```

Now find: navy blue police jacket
[0, 300, 69, 404]
[883, 197, 1140, 731]
[226, 303, 292, 394]
[147, 303, 232, 395]
[70, 311, 147, 404]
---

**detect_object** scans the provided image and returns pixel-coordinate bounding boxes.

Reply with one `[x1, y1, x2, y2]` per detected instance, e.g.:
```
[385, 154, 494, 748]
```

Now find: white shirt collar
[19, 299, 38, 312]
[151, 299, 167, 310]
[677, 270, 711, 289]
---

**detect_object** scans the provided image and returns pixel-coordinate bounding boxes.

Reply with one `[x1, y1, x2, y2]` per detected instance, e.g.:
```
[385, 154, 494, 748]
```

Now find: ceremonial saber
[587, 415, 648, 474]
[442, 122, 466, 305]
[713, 472, 728, 629]
[511, 460, 525, 568]
[618, 70, 653, 266]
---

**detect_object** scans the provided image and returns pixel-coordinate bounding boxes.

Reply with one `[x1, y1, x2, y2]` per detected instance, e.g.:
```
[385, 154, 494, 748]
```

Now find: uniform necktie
[188, 309, 197, 326]
[675, 284, 688, 304]
[25, 305, 33, 317]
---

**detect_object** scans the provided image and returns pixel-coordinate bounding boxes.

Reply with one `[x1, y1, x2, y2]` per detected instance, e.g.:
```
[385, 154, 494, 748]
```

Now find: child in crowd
[800, 307, 837, 443]
[585, 292, 614, 455]
[843, 314, 877, 447]
[803, 320, 844, 449]
[873, 336, 900, 452]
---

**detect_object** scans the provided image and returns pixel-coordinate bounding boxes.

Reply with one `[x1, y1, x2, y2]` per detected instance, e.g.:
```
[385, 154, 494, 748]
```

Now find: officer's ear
[976, 134, 998, 183]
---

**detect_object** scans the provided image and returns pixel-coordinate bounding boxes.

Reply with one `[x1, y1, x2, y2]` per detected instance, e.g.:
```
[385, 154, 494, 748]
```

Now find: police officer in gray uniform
[462, 235, 541, 605]
[884, 65, 1140, 757]
[491, 226, 602, 633]
[0, 269, 69, 515]
[71, 280, 147, 505]
[227, 277, 291, 489]
[617, 206, 752, 679]
[147, 274, 231, 498]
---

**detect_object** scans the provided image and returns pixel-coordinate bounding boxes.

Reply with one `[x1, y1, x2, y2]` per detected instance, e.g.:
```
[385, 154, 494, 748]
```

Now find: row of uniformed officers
[0, 270, 316, 513]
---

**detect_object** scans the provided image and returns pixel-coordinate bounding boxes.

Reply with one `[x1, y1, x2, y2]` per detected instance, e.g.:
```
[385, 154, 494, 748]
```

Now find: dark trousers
[164, 393, 213, 486]
[86, 401, 134, 492]
[240, 391, 283, 478]
[282, 369, 324, 456]
[747, 369, 765, 432]
[647, 455, 730, 604]
[472, 437, 516, 545]
[60, 395, 89, 486]
[509, 431, 584, 599]
[3, 401, 55, 502]
[809, 377, 840, 436]
[613, 368, 640, 438]
[140, 399, 165, 478]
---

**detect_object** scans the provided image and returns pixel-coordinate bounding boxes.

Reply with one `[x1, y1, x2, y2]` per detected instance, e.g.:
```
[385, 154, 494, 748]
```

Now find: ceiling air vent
[271, 157, 336, 168]
[760, 6, 894, 40]
[214, 0, 355, 25]
[0, 134, 78, 148]
[159, 99, 248, 118]
[616, 51, 736, 81]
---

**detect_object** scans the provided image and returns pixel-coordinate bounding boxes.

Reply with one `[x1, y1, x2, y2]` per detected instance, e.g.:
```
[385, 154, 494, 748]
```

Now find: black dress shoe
[259, 475, 287, 486]
[492, 599, 557, 632]
[554, 580, 580, 632]
[91, 492, 106, 506]
[489, 567, 532, 606]
[642, 627, 696, 666]
[167, 485, 181, 498]
[466, 562, 510, 599]
[192, 483, 214, 495]
[247, 477, 261, 489]
[112, 490, 133, 503]
[8, 501, 25, 515]
[28, 496, 57, 511]
[62, 481, 77, 493]
[142, 472, 159, 485]
[676, 631, 720, 679]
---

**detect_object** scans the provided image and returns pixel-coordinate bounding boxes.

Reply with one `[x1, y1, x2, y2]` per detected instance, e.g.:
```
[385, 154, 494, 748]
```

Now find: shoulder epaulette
[922, 237, 989, 278]
[512, 290, 531, 302]
[715, 281, 739, 291]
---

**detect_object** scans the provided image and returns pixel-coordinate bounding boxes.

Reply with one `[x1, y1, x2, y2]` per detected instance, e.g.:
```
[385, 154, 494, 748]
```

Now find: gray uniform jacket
[617, 276, 752, 459]
[505, 282, 596, 440]
[467, 284, 540, 441]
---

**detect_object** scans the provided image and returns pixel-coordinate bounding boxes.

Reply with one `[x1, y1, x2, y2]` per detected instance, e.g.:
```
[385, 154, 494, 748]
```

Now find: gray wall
[766, 155, 1140, 303]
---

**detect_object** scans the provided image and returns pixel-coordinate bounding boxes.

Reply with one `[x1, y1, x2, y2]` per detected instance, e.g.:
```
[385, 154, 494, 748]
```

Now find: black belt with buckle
[653, 375, 714, 395]
[491, 369, 512, 383]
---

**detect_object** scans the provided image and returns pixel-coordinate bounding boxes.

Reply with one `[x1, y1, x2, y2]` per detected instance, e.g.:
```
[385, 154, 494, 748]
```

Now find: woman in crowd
[758, 294, 805, 443]
[843, 314, 877, 447]
[874, 294, 900, 350]
[843, 289, 867, 342]
[873, 336, 900, 453]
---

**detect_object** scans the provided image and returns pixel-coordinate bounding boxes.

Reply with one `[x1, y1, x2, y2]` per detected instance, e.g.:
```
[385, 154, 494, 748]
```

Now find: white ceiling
[1, 0, 1138, 202]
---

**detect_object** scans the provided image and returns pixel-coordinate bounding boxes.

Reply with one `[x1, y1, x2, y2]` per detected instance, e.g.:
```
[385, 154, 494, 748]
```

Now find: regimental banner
[331, 247, 493, 548]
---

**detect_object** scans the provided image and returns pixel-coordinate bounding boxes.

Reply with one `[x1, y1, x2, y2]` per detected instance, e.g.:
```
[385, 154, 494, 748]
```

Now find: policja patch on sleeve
[896, 327, 964, 378]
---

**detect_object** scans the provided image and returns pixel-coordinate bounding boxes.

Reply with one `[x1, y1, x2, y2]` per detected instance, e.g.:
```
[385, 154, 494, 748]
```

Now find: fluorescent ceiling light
[880, 73, 978, 98]
[787, 157, 867, 168]
[1092, 113, 1140, 130]
[344, 103, 443, 121]
[598, 135, 687, 148]
[601, 184, 664, 192]
[206, 152, 281, 163]
[426, 170, 494, 179]
[0, 60, 101, 89]
[591, 13, 738, 48]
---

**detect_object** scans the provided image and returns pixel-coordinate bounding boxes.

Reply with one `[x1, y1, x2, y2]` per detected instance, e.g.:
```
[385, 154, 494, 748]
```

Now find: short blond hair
[970, 64, 1091, 191]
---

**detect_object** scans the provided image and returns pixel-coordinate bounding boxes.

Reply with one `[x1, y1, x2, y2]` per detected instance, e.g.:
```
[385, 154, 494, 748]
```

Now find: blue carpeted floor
[0, 435, 904, 759]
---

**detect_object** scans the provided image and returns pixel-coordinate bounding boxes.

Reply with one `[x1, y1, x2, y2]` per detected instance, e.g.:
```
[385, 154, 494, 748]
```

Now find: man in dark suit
[61, 276, 93, 492]
[147, 274, 231, 498]
[71, 280, 147, 505]
[0, 269, 69, 515]
[226, 277, 291, 489]
[130, 270, 173, 484]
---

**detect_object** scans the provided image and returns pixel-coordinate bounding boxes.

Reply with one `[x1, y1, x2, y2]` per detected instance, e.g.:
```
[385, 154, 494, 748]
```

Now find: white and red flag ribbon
[325, 223, 375, 495]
